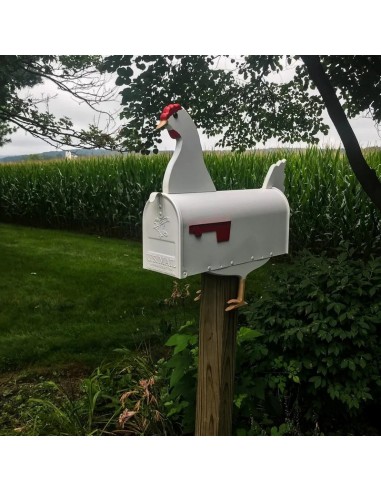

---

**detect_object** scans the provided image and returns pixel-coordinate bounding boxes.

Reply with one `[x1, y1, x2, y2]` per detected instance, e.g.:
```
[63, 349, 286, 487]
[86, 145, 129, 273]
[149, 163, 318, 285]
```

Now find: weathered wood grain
[195, 273, 239, 436]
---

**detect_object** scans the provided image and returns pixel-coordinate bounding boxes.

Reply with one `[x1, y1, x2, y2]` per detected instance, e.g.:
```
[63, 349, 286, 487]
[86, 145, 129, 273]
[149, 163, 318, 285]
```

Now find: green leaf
[236, 428, 247, 436]
[170, 363, 187, 387]
[238, 327, 263, 343]
[251, 379, 266, 400]
[309, 376, 322, 388]
[165, 334, 192, 354]
[166, 401, 189, 417]
[271, 426, 280, 436]
[234, 393, 248, 409]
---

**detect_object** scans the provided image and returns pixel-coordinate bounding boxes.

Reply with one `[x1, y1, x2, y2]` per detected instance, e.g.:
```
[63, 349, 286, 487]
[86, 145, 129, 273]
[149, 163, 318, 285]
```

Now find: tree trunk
[301, 55, 381, 212]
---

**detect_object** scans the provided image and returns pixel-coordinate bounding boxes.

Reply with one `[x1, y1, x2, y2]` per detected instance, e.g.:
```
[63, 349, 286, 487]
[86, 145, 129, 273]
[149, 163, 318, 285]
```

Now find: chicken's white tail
[262, 159, 286, 193]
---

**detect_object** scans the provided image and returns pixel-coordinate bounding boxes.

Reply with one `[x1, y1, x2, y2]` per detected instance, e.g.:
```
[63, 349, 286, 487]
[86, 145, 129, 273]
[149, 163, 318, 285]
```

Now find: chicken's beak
[156, 120, 167, 130]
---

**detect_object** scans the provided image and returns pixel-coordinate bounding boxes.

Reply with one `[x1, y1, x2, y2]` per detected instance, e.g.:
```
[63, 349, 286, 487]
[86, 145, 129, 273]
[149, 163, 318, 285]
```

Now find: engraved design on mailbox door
[153, 216, 169, 238]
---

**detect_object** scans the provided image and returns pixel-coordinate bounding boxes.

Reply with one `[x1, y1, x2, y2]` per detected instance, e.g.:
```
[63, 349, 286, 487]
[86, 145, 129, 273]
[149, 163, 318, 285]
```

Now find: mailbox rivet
[230, 260, 234, 265]
[207, 266, 211, 271]
[270, 252, 273, 256]
[251, 256, 254, 261]
[183, 271, 188, 278]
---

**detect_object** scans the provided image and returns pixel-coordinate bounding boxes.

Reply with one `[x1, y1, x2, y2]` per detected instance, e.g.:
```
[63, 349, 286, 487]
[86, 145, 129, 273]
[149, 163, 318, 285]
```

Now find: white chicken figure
[143, 103, 290, 311]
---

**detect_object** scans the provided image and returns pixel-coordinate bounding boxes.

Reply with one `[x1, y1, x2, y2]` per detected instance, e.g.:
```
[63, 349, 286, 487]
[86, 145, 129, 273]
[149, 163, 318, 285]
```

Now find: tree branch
[301, 55, 381, 212]
[20, 64, 118, 117]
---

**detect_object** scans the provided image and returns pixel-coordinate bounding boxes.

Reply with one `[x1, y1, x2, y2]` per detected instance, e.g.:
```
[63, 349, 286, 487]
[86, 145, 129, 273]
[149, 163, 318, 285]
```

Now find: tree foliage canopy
[101, 55, 381, 154]
[3, 55, 381, 154]
[321, 56, 381, 122]
[0, 55, 119, 150]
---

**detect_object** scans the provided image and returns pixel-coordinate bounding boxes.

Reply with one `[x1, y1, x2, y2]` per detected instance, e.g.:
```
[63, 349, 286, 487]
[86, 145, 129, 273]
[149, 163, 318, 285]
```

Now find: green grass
[0, 222, 273, 374]
[0, 223, 201, 372]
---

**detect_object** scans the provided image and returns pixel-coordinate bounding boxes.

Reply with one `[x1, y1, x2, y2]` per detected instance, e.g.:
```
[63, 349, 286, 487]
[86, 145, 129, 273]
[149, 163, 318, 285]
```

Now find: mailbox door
[143, 193, 182, 278]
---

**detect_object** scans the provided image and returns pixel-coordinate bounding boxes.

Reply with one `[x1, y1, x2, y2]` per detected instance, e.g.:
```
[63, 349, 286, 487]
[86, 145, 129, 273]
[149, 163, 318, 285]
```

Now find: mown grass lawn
[0, 223, 273, 376]
[0, 223, 205, 373]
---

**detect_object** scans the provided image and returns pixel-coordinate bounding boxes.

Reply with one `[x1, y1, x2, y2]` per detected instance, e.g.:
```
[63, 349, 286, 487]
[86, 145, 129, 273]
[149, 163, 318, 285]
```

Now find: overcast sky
[1, 63, 380, 157]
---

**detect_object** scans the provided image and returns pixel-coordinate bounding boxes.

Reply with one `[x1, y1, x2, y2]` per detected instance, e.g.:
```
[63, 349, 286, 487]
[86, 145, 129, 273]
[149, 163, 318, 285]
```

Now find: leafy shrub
[238, 244, 381, 434]
[157, 321, 199, 434]
[159, 245, 381, 435]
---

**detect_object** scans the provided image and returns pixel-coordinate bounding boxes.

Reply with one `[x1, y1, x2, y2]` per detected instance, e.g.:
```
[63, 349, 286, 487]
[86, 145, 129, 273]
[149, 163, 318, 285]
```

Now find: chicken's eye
[173, 113, 178, 119]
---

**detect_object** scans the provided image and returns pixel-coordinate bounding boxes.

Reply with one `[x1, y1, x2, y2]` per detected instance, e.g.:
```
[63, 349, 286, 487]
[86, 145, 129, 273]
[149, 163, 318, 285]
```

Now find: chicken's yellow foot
[225, 278, 247, 312]
[194, 290, 202, 302]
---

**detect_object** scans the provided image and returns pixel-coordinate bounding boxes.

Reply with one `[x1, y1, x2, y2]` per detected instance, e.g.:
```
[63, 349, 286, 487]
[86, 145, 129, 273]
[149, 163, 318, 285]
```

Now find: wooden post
[195, 272, 239, 436]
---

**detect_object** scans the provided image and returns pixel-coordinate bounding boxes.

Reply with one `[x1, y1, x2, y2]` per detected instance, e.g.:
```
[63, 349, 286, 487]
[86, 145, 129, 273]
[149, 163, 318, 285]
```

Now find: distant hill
[0, 148, 124, 164]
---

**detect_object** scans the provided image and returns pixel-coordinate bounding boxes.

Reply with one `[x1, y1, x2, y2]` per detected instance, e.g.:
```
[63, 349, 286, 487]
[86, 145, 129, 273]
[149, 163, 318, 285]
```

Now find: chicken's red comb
[160, 103, 182, 120]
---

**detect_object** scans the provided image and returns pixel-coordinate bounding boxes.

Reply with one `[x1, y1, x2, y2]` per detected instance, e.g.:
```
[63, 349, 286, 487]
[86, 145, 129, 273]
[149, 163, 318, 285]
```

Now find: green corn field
[0, 148, 380, 254]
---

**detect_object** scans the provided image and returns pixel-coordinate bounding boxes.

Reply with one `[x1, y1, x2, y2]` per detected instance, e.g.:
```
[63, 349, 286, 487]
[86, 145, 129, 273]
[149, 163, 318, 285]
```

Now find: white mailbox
[142, 103, 290, 310]
[143, 188, 289, 279]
